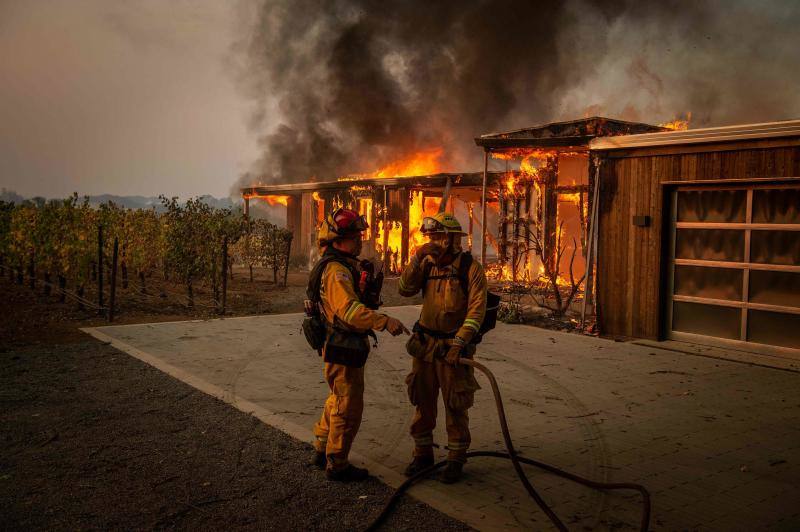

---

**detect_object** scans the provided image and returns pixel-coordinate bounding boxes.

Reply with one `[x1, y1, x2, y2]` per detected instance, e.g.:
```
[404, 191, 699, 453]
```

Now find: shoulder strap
[306, 255, 337, 302]
[457, 252, 473, 297]
[420, 252, 473, 297]
[420, 260, 434, 291]
[307, 250, 361, 302]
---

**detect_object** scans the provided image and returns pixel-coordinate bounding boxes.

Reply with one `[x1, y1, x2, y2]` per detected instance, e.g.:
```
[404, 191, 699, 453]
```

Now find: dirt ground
[0, 265, 422, 348]
[0, 272, 465, 531]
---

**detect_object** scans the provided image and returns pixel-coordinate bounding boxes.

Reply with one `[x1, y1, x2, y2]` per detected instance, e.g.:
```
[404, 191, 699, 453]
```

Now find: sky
[0, 0, 257, 199]
[2, 0, 798, 200]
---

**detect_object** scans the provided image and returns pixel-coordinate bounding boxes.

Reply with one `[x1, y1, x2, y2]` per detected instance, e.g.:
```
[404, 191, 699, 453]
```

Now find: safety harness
[303, 248, 376, 367]
[417, 252, 500, 345]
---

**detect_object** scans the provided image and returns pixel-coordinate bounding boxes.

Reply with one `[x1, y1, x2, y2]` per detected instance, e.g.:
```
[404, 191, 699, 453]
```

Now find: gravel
[0, 340, 469, 531]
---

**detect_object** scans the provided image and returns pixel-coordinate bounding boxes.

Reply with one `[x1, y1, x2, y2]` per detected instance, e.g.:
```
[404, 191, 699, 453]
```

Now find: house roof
[241, 172, 507, 197]
[475, 117, 666, 149]
[589, 119, 800, 150]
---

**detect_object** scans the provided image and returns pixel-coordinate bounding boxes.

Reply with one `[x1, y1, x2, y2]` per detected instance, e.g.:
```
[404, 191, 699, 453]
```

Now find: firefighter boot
[326, 464, 369, 482]
[404, 455, 435, 477]
[310, 450, 326, 470]
[439, 461, 463, 484]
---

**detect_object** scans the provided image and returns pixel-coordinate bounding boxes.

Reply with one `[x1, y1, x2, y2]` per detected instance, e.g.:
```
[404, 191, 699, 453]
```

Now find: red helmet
[325, 208, 368, 237]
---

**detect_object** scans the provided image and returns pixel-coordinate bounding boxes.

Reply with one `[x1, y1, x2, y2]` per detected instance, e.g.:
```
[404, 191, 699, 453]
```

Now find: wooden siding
[596, 141, 800, 339]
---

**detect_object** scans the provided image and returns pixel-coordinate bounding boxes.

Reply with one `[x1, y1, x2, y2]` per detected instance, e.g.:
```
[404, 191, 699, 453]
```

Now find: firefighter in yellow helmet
[398, 211, 488, 483]
[309, 208, 409, 482]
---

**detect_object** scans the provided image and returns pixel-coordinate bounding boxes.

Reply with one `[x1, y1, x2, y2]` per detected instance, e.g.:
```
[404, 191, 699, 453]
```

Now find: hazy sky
[3, 1, 798, 200]
[0, 0, 257, 199]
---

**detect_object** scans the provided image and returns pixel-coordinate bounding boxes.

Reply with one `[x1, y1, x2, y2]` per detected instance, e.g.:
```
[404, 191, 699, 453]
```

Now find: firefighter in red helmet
[308, 208, 409, 481]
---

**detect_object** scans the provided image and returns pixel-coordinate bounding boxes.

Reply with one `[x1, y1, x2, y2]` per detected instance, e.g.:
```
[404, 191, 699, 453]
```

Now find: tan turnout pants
[406, 344, 479, 463]
[313, 362, 365, 471]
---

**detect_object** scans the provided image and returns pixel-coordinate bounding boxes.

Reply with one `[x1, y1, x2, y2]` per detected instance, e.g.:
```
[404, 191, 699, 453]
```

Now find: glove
[445, 343, 462, 366]
[415, 242, 442, 262]
[385, 316, 410, 336]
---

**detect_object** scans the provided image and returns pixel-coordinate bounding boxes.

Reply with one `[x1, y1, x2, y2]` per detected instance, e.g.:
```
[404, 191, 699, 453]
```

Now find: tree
[521, 220, 586, 317]
[261, 222, 292, 285]
[123, 208, 162, 294]
[160, 196, 212, 308]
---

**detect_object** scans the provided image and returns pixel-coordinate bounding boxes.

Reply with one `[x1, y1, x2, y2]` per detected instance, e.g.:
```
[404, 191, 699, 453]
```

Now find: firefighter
[310, 208, 409, 482]
[398, 212, 487, 484]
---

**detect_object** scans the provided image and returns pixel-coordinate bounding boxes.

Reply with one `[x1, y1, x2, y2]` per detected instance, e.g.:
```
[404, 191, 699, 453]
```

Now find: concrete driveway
[83, 306, 800, 531]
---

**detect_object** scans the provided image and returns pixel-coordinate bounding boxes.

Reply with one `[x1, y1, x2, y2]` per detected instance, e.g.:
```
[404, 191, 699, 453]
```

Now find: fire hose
[365, 357, 651, 532]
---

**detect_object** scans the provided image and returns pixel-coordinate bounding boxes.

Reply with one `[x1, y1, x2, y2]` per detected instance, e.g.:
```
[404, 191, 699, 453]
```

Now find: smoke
[232, 0, 800, 188]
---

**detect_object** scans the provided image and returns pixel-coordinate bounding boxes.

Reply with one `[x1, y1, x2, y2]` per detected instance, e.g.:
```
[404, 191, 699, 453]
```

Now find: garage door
[667, 183, 800, 353]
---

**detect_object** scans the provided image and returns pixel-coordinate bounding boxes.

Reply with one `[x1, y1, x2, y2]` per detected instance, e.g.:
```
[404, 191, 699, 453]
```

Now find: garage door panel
[752, 188, 800, 224]
[673, 301, 742, 340]
[750, 230, 800, 265]
[677, 189, 747, 223]
[749, 271, 800, 308]
[748, 310, 800, 349]
[675, 228, 745, 261]
[674, 265, 743, 300]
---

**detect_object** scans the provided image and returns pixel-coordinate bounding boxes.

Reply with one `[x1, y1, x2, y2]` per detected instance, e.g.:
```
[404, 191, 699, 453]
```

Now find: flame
[408, 191, 440, 258]
[372, 148, 443, 178]
[660, 112, 692, 131]
[248, 194, 289, 206]
[312, 192, 325, 226]
[340, 148, 444, 181]
[374, 190, 442, 271]
[358, 198, 373, 240]
[491, 148, 587, 160]
[376, 220, 403, 271]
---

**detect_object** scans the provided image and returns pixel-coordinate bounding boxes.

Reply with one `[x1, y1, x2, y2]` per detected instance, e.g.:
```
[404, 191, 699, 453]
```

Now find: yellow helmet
[420, 212, 466, 235]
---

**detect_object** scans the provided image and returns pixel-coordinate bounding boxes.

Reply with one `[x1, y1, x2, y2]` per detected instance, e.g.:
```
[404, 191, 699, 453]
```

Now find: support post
[498, 188, 508, 263]
[108, 236, 118, 322]
[221, 235, 228, 314]
[512, 195, 521, 282]
[400, 187, 409, 267]
[581, 156, 602, 328]
[283, 233, 292, 287]
[542, 155, 559, 273]
[480, 150, 488, 266]
[382, 185, 390, 272]
[524, 184, 532, 281]
[97, 225, 104, 311]
[243, 196, 250, 220]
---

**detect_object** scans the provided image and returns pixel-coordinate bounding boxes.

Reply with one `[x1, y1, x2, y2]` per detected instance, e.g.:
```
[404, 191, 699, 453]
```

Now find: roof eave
[474, 136, 595, 149]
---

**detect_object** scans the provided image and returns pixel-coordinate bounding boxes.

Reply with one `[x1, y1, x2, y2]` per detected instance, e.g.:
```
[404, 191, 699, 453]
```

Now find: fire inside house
[242, 117, 800, 356]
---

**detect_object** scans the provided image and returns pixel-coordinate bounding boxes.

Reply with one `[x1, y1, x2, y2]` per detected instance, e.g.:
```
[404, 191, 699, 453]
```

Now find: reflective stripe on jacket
[320, 261, 389, 332]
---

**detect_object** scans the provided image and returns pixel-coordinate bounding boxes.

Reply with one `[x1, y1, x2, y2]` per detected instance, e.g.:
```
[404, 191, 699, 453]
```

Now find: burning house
[242, 117, 663, 277]
[242, 117, 800, 356]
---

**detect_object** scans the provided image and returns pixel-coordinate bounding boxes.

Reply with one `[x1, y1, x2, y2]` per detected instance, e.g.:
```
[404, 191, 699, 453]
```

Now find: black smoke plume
[232, 0, 800, 189]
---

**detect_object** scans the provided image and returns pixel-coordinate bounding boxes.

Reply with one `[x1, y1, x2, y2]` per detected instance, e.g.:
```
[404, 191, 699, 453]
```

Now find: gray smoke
[232, 0, 800, 188]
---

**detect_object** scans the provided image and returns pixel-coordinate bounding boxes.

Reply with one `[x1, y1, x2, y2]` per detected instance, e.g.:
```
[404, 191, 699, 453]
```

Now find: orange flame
[372, 148, 443, 178]
[248, 194, 289, 206]
[341, 148, 444, 181]
[660, 112, 692, 131]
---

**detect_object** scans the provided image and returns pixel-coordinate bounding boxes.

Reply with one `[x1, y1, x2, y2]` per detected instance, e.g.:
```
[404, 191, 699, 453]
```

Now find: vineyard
[0, 195, 293, 319]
